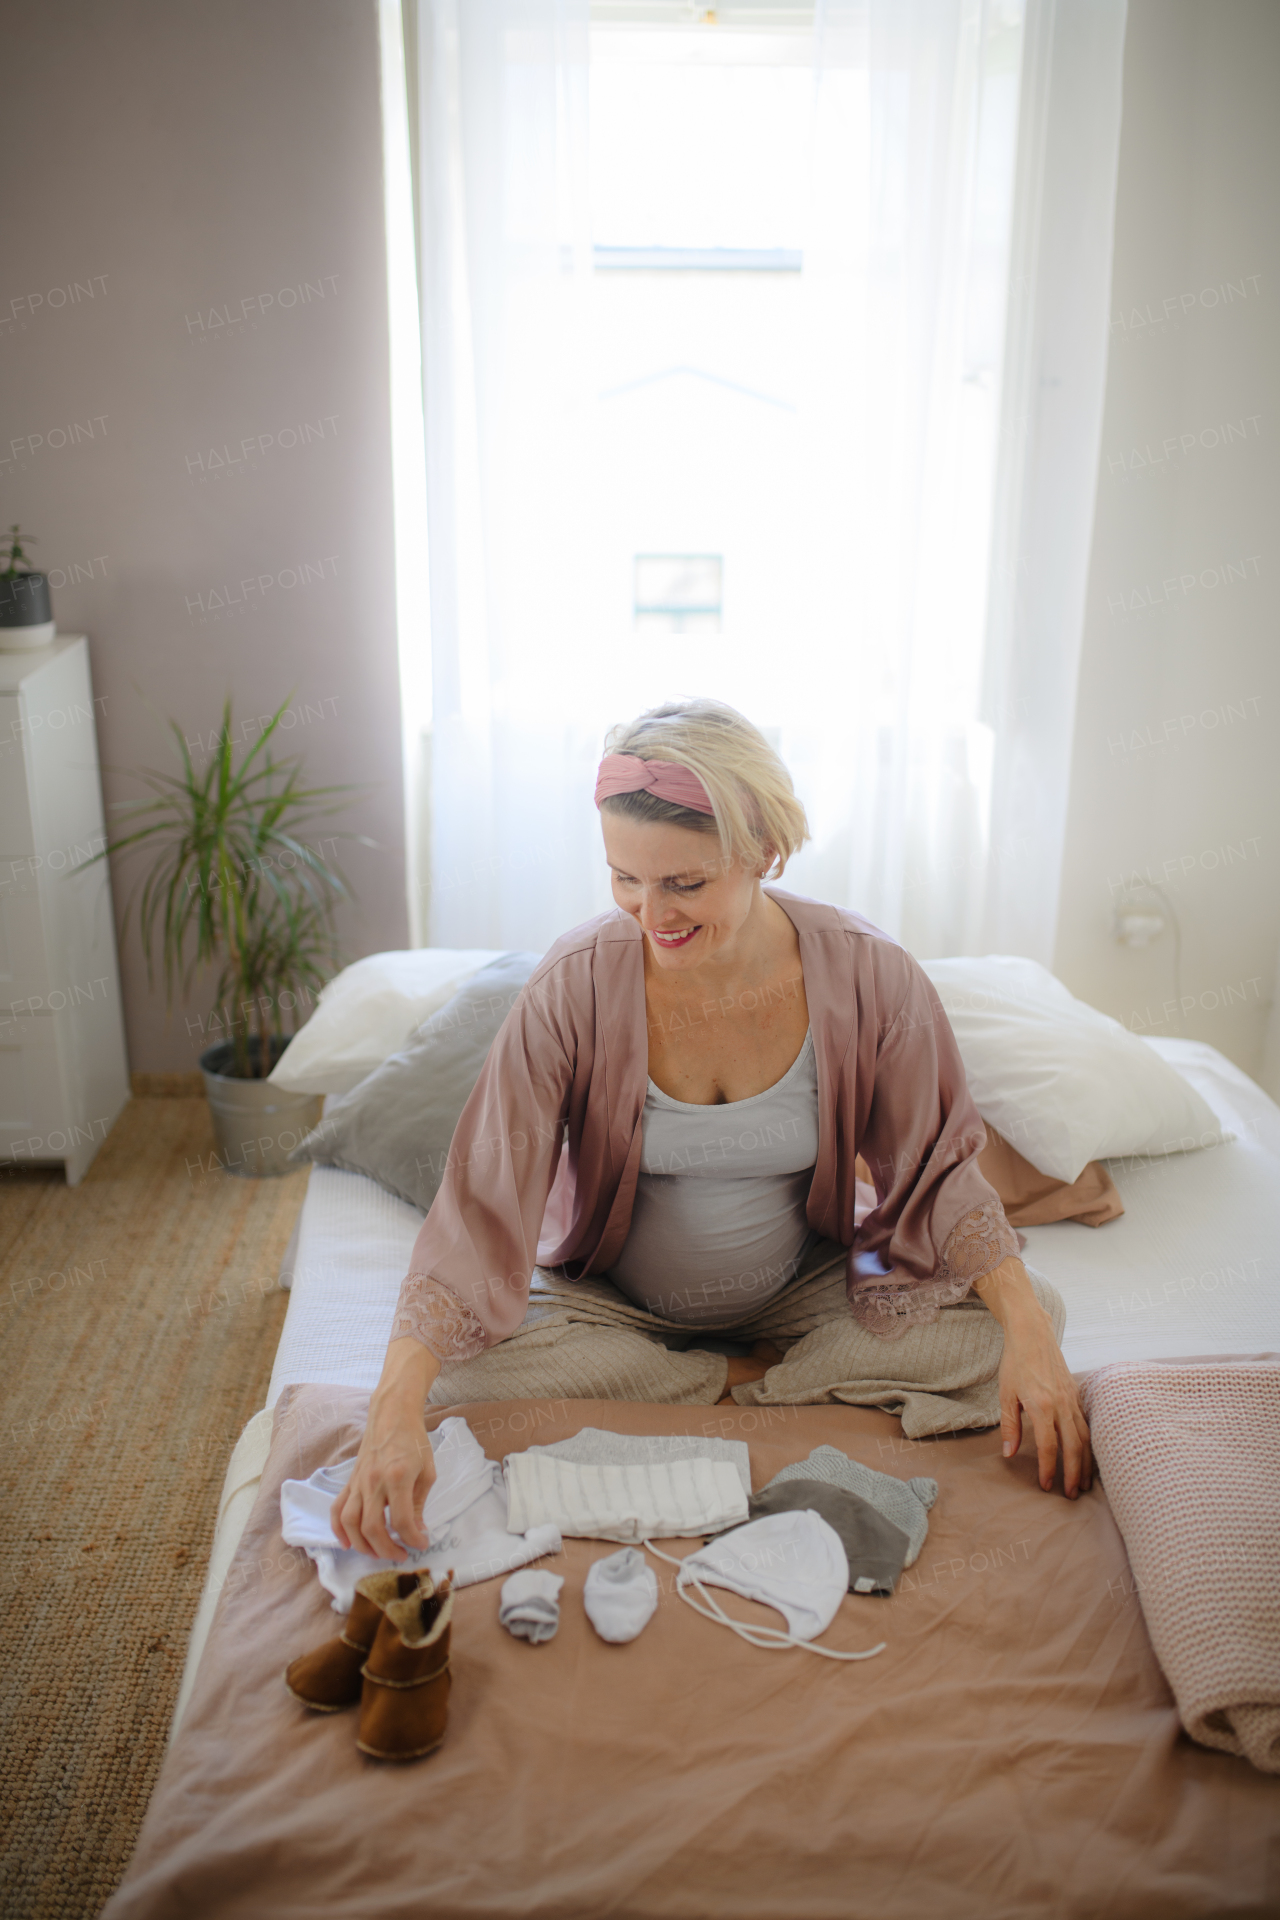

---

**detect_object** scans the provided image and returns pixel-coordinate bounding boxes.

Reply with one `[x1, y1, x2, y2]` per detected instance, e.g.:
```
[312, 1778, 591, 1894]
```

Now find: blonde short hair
[601, 699, 810, 879]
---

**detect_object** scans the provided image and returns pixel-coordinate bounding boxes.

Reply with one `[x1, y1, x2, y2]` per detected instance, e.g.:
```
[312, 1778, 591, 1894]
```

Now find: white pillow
[268, 948, 504, 1095]
[920, 954, 1232, 1183]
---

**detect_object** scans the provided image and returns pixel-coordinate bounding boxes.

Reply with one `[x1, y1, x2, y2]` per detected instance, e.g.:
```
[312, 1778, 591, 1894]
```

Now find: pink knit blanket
[1080, 1358, 1280, 1774]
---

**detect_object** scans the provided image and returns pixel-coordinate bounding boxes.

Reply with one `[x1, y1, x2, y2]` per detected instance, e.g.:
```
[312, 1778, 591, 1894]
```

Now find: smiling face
[602, 812, 766, 971]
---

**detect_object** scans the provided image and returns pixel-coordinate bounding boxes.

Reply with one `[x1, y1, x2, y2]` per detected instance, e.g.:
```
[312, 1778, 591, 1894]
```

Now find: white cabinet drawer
[0, 641, 127, 1183]
[0, 857, 49, 999]
[0, 1021, 65, 1153]
[0, 705, 36, 854]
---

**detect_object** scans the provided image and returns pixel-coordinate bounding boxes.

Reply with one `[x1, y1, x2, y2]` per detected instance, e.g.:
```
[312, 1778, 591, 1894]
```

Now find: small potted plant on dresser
[91, 699, 367, 1175]
[0, 524, 55, 648]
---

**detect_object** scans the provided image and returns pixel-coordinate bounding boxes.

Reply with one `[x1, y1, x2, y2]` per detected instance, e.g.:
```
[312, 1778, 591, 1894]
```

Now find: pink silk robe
[391, 888, 1018, 1357]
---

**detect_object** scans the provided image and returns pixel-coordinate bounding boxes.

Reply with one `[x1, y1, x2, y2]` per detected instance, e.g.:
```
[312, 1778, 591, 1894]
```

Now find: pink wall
[2, 0, 407, 1071]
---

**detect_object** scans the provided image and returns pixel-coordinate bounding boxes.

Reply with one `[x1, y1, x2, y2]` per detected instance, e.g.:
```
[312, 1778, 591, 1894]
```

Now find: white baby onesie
[281, 1416, 562, 1612]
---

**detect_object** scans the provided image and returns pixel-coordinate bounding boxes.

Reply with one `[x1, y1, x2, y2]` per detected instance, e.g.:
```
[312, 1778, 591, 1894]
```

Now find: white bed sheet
[266, 1038, 1280, 1406]
[1021, 1037, 1280, 1372]
[266, 1165, 426, 1406]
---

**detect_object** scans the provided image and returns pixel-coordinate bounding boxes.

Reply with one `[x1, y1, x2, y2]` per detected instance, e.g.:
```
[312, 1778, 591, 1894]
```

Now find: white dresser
[0, 636, 129, 1183]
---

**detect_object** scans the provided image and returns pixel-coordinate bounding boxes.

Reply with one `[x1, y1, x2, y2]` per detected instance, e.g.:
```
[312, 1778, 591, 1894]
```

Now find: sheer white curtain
[977, 0, 1128, 961]
[785, 0, 1029, 955]
[786, 0, 1127, 960]
[412, 0, 596, 950]
[407, 0, 1126, 959]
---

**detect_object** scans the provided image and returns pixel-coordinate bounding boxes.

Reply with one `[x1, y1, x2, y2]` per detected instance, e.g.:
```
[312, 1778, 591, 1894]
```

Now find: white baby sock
[583, 1548, 659, 1644]
[499, 1568, 564, 1644]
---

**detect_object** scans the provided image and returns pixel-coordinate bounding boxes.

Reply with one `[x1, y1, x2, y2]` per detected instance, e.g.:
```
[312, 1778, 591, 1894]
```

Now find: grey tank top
[607, 1029, 819, 1328]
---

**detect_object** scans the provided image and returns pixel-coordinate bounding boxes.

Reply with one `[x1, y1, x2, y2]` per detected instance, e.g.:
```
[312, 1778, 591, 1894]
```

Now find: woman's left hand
[973, 1258, 1093, 1498]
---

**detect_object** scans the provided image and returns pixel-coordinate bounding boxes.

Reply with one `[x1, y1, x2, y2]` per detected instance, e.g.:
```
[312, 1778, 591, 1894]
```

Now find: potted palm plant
[93, 698, 367, 1176]
[0, 523, 55, 647]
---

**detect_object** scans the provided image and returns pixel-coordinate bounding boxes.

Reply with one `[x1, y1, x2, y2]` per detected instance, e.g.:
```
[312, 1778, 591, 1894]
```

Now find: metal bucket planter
[198, 1038, 320, 1178]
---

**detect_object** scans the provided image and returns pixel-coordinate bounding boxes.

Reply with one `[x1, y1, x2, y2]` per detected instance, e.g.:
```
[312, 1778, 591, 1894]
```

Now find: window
[634, 553, 723, 630]
[582, 18, 813, 720]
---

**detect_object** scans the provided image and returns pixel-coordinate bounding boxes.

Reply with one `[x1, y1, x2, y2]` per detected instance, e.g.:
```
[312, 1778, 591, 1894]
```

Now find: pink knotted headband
[594, 753, 715, 815]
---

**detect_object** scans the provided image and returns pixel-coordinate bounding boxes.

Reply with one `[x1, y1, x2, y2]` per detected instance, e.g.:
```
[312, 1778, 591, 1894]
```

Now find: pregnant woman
[334, 701, 1091, 1560]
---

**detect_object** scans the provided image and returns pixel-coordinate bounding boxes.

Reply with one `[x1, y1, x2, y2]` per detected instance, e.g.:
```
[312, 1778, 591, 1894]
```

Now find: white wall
[1, 0, 407, 1073]
[1054, 0, 1280, 1083]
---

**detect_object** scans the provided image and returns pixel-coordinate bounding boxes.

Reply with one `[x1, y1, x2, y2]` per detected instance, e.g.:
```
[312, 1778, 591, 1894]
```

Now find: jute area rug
[0, 1096, 305, 1919]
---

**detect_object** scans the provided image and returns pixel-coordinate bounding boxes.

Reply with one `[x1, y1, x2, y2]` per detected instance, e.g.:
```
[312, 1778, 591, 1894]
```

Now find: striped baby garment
[503, 1452, 748, 1542]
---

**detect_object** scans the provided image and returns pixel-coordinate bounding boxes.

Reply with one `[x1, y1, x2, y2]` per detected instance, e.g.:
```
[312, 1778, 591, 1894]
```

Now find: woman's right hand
[331, 1337, 442, 1560]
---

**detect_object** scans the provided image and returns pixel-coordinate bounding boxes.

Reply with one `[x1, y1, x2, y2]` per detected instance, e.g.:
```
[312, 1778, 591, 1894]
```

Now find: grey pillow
[290, 951, 542, 1213]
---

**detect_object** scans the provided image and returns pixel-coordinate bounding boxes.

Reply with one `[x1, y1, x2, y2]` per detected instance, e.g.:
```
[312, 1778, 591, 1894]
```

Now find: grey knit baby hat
[766, 1446, 937, 1567]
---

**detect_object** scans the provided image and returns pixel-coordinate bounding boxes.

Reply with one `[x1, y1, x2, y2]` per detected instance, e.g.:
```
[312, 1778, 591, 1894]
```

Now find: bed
[114, 1033, 1280, 1918]
[254, 1034, 1280, 1400]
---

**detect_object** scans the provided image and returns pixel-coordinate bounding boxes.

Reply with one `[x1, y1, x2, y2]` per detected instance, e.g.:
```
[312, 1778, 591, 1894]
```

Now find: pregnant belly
[607, 1169, 815, 1326]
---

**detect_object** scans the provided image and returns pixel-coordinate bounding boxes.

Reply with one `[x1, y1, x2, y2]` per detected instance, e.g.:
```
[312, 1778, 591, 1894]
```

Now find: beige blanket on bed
[1080, 1358, 1280, 1774]
[428, 1240, 1065, 1440]
[104, 1387, 1280, 1920]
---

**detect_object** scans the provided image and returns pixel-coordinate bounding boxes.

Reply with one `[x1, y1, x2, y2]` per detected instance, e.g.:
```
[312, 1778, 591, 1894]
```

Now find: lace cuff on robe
[390, 1272, 488, 1362]
[848, 1197, 1020, 1340]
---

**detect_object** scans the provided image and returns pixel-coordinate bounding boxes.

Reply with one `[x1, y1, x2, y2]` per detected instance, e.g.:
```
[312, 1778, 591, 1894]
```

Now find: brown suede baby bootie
[357, 1572, 454, 1762]
[285, 1570, 426, 1712]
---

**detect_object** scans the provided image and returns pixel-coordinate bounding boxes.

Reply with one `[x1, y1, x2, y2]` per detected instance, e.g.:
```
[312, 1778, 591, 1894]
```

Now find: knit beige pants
[429, 1240, 1066, 1440]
